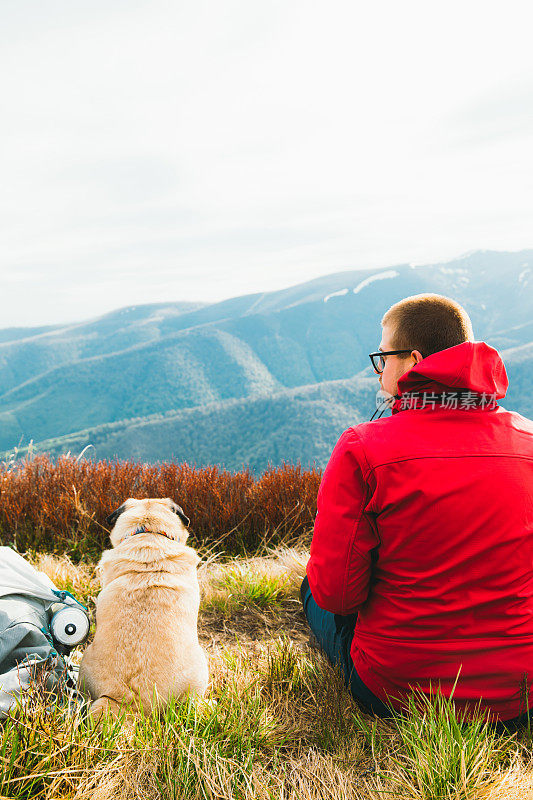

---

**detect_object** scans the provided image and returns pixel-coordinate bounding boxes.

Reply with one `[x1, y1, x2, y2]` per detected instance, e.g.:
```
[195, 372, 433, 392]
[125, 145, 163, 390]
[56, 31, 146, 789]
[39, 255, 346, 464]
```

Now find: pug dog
[79, 497, 208, 719]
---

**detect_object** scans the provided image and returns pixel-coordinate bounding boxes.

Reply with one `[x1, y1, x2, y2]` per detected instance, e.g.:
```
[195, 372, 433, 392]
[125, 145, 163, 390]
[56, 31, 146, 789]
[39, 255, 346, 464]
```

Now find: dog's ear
[106, 503, 127, 528]
[169, 501, 190, 528]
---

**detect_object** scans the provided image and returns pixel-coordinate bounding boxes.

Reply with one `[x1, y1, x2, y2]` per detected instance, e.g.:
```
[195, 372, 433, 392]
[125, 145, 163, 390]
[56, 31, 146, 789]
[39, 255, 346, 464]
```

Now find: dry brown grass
[0, 457, 320, 558]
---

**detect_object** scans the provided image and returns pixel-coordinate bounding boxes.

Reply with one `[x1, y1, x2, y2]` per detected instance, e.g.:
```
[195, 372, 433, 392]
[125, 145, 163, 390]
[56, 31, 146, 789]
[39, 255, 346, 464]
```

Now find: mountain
[29, 373, 378, 472]
[0, 250, 531, 470]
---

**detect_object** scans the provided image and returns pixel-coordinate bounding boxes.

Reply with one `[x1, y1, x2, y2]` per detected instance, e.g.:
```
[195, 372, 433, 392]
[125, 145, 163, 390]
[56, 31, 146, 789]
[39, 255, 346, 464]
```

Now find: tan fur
[78, 498, 209, 719]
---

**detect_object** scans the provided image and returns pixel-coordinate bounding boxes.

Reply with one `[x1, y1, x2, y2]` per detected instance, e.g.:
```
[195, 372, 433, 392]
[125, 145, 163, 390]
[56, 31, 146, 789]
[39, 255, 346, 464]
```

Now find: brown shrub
[0, 456, 321, 559]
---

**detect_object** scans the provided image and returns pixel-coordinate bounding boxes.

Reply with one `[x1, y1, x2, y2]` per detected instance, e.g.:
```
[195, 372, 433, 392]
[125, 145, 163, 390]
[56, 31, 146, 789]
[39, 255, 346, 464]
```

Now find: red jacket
[307, 341, 533, 720]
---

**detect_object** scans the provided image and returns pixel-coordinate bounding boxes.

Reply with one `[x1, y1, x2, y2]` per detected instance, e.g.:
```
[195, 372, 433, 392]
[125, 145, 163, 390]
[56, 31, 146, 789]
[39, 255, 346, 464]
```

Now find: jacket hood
[392, 341, 508, 414]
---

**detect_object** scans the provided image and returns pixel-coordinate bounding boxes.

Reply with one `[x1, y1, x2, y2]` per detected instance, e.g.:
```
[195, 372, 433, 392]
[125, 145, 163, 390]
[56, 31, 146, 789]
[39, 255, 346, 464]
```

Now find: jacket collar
[391, 341, 508, 415]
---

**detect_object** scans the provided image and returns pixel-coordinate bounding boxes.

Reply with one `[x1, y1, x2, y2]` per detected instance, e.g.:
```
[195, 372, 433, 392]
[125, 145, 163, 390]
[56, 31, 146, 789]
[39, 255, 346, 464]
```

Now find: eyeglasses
[368, 350, 414, 374]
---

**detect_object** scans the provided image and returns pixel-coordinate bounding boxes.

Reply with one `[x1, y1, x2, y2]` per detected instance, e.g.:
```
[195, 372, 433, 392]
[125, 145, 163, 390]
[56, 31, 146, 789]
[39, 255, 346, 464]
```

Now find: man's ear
[106, 503, 127, 528]
[169, 500, 190, 528]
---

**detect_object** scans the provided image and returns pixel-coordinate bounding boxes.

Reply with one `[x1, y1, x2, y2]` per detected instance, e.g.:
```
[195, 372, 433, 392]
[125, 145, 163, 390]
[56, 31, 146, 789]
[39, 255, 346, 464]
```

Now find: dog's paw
[193, 696, 217, 715]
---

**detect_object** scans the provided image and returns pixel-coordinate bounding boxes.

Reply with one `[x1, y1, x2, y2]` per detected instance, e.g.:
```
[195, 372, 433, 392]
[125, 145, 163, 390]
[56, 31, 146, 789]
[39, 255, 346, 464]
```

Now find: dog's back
[79, 523, 208, 718]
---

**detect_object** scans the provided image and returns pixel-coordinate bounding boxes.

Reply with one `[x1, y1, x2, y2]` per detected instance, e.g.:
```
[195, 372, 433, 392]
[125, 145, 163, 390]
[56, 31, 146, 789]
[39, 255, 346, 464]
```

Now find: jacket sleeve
[306, 427, 379, 615]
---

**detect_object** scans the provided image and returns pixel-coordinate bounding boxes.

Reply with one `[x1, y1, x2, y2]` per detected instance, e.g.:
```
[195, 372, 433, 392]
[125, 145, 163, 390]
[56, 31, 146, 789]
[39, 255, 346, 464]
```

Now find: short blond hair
[381, 293, 474, 358]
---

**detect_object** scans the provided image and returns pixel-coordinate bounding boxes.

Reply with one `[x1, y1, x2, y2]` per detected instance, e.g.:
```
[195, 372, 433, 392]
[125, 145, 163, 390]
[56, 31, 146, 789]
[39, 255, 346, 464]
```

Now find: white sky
[1, 0, 532, 327]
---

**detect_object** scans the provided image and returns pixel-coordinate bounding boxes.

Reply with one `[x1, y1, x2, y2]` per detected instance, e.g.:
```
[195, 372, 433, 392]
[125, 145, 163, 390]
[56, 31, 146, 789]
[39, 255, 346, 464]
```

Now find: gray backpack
[0, 547, 90, 718]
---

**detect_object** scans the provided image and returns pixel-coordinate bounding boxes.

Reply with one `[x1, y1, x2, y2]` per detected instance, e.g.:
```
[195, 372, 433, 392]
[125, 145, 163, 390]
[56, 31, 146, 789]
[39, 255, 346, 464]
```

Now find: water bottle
[49, 603, 90, 652]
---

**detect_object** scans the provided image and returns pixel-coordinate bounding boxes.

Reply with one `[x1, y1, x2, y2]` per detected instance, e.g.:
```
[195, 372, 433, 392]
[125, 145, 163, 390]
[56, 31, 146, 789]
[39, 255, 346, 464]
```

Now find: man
[302, 293, 533, 724]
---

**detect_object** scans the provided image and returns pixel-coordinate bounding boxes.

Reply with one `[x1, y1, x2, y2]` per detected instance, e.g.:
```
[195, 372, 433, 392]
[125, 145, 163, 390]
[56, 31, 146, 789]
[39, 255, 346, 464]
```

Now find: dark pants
[300, 575, 533, 730]
[300, 575, 391, 717]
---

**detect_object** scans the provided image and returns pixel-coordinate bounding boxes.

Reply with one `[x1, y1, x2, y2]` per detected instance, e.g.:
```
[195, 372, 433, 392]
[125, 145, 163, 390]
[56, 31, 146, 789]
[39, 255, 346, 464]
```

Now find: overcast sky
[1, 0, 532, 327]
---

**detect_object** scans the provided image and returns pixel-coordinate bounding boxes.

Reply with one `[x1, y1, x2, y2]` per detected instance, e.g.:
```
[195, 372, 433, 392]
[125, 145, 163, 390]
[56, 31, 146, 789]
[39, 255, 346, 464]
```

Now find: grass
[2, 547, 533, 799]
[204, 564, 291, 615]
[384, 690, 520, 799]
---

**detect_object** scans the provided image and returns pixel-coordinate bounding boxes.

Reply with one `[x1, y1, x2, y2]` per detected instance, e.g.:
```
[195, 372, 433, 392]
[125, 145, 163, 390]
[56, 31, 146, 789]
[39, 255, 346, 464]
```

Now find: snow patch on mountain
[352, 270, 400, 295]
[518, 267, 530, 287]
[324, 288, 349, 303]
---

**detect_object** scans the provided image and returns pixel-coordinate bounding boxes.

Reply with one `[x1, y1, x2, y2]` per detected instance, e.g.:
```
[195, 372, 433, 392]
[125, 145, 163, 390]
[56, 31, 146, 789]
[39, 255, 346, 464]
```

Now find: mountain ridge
[1, 249, 531, 468]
